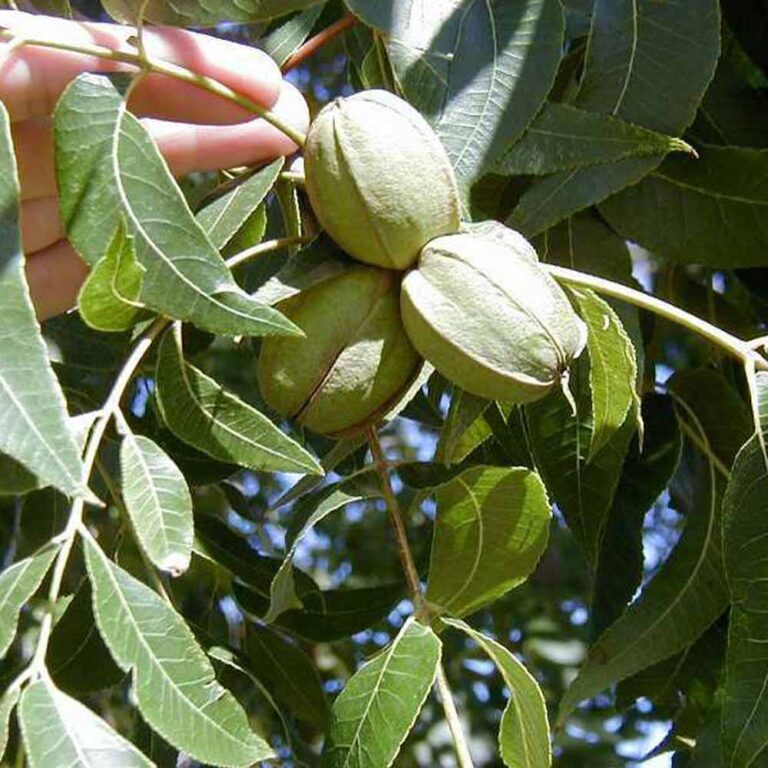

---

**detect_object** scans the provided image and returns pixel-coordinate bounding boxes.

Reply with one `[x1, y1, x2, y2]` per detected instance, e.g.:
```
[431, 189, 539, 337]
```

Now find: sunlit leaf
[120, 431, 194, 576]
[155, 326, 322, 475]
[722, 438, 768, 767]
[426, 466, 550, 618]
[569, 288, 638, 461]
[55, 74, 299, 337]
[0, 546, 58, 659]
[196, 159, 283, 250]
[18, 679, 153, 767]
[444, 618, 551, 768]
[78, 221, 145, 332]
[262, 6, 325, 66]
[0, 99, 85, 498]
[0, 686, 19, 760]
[497, 103, 692, 176]
[322, 618, 441, 768]
[84, 535, 274, 766]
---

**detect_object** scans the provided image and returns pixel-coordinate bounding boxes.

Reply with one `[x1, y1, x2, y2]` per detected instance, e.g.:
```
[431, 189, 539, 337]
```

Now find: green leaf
[0, 546, 58, 659]
[426, 466, 550, 618]
[509, 0, 720, 234]
[262, 6, 325, 66]
[0, 452, 39, 497]
[265, 478, 380, 622]
[120, 431, 194, 576]
[84, 535, 274, 766]
[599, 146, 768, 268]
[569, 288, 638, 461]
[346, 0, 564, 191]
[47, 582, 124, 694]
[496, 103, 692, 176]
[196, 160, 283, 250]
[558, 444, 729, 724]
[591, 395, 682, 637]
[321, 618, 441, 768]
[19, 679, 154, 767]
[722, 437, 768, 767]
[103, 0, 324, 25]
[435, 389, 490, 466]
[444, 618, 551, 768]
[55, 74, 299, 337]
[244, 623, 329, 730]
[236, 582, 405, 643]
[0, 686, 19, 761]
[526, 357, 636, 564]
[78, 222, 145, 332]
[155, 326, 322, 475]
[0, 100, 85, 498]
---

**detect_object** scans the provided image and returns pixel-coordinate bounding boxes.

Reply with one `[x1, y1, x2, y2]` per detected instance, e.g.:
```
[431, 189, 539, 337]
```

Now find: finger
[12, 118, 55, 200]
[25, 239, 89, 321]
[146, 81, 309, 176]
[21, 197, 62, 253]
[0, 11, 282, 123]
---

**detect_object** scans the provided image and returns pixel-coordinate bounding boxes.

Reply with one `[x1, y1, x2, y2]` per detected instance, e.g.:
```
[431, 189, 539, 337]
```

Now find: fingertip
[272, 81, 311, 154]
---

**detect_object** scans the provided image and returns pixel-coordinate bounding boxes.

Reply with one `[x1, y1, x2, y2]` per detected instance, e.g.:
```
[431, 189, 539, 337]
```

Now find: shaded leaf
[558, 444, 728, 724]
[84, 535, 274, 766]
[55, 75, 298, 337]
[321, 618, 441, 768]
[0, 99, 85, 497]
[266, 478, 380, 622]
[591, 395, 682, 637]
[78, 221, 145, 332]
[0, 546, 58, 659]
[444, 618, 551, 768]
[19, 679, 153, 767]
[569, 288, 638, 460]
[196, 159, 283, 250]
[236, 582, 404, 643]
[103, 0, 324, 25]
[722, 437, 768, 767]
[0, 452, 39, 497]
[347, 0, 564, 191]
[155, 326, 322, 475]
[244, 623, 329, 729]
[526, 357, 636, 564]
[120, 431, 193, 576]
[47, 582, 124, 694]
[497, 103, 692, 176]
[426, 466, 551, 618]
[435, 389, 490, 466]
[600, 146, 768, 268]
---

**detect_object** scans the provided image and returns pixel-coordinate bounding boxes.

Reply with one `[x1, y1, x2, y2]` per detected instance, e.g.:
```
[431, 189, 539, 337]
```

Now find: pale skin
[0, 11, 310, 320]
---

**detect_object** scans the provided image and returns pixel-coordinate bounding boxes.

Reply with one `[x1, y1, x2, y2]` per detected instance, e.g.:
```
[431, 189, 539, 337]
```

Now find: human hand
[0, 11, 309, 320]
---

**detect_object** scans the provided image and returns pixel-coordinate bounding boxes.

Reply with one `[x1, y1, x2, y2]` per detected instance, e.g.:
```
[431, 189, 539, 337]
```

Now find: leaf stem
[368, 429, 476, 768]
[0, 29, 307, 147]
[435, 663, 475, 768]
[27, 316, 169, 678]
[226, 235, 310, 270]
[546, 264, 768, 372]
[281, 13, 358, 73]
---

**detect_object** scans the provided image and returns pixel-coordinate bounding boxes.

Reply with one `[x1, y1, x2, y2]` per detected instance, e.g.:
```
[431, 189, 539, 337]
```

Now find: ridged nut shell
[258, 265, 422, 436]
[304, 90, 461, 270]
[401, 223, 587, 403]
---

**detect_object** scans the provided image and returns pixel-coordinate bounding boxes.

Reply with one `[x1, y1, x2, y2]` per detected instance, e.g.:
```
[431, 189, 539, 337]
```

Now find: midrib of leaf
[612, 0, 639, 116]
[449, 0, 498, 172]
[94, 546, 250, 751]
[442, 477, 484, 613]
[0, 560, 36, 616]
[126, 434, 171, 559]
[51, 685, 95, 766]
[0, 375, 79, 493]
[651, 171, 768, 206]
